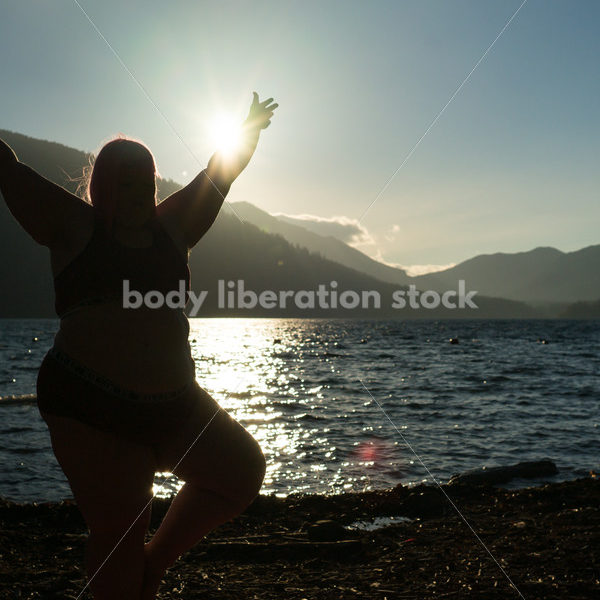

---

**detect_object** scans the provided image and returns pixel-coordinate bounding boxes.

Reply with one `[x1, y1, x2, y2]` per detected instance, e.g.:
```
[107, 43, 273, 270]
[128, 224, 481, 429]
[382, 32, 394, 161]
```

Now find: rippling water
[0, 318, 598, 503]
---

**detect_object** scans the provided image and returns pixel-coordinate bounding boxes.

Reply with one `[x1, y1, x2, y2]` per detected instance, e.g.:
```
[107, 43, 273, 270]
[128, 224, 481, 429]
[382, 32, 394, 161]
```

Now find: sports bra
[53, 211, 191, 319]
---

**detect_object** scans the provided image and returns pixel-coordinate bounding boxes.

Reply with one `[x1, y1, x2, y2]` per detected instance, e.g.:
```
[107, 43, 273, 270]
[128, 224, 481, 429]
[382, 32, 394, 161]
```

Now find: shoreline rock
[448, 459, 559, 486]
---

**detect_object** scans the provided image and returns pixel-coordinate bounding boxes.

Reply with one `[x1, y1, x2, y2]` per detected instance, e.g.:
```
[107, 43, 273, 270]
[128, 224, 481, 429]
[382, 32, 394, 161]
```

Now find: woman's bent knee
[187, 430, 265, 506]
[230, 439, 266, 504]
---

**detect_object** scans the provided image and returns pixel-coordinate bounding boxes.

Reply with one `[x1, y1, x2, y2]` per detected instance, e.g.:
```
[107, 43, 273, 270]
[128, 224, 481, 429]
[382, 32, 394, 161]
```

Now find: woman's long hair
[76, 134, 160, 237]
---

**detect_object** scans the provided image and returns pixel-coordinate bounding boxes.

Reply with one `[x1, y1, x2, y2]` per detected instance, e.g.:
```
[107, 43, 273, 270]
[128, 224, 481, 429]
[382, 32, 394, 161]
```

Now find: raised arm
[157, 92, 278, 249]
[0, 137, 91, 248]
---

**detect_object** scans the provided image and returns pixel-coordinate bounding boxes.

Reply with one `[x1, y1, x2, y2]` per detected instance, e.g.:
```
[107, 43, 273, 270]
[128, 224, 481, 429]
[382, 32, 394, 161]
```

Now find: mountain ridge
[1, 129, 597, 317]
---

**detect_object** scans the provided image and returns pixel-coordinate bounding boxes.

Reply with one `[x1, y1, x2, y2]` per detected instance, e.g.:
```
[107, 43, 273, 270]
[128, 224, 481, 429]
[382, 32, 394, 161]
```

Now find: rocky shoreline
[0, 477, 598, 599]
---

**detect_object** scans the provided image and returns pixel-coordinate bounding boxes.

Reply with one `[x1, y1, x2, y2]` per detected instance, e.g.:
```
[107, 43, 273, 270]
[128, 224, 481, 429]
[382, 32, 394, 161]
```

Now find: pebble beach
[1, 476, 598, 599]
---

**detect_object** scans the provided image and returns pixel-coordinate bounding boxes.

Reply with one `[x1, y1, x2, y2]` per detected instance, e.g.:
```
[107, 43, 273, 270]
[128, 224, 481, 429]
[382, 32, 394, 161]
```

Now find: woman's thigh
[41, 410, 157, 534]
[153, 384, 266, 497]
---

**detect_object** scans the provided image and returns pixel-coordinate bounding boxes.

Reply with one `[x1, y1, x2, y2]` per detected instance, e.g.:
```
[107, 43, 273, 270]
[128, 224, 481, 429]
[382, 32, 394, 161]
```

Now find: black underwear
[36, 347, 199, 450]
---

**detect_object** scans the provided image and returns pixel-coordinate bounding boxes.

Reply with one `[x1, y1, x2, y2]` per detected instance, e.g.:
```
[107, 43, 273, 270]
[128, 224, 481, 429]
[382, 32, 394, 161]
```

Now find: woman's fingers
[254, 95, 273, 105]
[252, 92, 278, 109]
[247, 93, 278, 129]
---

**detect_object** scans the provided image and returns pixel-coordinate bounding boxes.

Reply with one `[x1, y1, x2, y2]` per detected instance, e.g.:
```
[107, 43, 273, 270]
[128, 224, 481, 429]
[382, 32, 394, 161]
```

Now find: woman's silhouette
[0, 92, 278, 599]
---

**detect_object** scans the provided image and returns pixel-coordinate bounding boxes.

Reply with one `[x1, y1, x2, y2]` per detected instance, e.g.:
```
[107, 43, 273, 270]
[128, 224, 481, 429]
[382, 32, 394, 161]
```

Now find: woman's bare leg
[83, 505, 151, 599]
[141, 398, 266, 599]
[41, 411, 156, 599]
[140, 485, 251, 600]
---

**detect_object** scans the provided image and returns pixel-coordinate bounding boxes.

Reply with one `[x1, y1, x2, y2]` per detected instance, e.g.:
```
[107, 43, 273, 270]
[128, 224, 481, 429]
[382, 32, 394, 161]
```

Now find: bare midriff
[53, 301, 195, 393]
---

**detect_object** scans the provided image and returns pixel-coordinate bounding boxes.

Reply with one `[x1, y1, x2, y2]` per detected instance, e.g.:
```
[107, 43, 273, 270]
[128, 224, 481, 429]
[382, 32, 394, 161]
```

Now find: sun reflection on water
[151, 318, 406, 500]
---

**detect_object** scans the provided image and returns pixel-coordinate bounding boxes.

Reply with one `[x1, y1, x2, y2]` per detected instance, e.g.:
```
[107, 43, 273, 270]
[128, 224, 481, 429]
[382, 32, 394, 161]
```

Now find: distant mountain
[226, 201, 599, 306]
[0, 130, 572, 318]
[223, 201, 410, 286]
[559, 298, 600, 319]
[410, 246, 600, 304]
[188, 211, 539, 318]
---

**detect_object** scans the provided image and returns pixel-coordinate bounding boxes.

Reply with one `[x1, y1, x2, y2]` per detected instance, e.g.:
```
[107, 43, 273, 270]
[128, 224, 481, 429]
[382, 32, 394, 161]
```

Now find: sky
[1, 0, 598, 273]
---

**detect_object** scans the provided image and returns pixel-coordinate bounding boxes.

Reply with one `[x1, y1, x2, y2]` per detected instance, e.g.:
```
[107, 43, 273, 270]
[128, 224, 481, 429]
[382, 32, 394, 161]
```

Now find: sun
[208, 112, 243, 157]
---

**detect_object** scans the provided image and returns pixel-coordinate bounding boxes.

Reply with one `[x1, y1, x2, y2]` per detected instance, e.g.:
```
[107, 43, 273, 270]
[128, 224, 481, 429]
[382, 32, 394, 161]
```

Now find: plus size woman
[0, 92, 278, 599]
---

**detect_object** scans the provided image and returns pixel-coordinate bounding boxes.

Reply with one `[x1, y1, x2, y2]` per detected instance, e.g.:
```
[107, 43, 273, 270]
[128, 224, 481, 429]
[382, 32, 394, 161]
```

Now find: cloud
[271, 212, 454, 277]
[384, 223, 401, 242]
[369, 253, 456, 275]
[273, 212, 374, 246]
[395, 263, 457, 277]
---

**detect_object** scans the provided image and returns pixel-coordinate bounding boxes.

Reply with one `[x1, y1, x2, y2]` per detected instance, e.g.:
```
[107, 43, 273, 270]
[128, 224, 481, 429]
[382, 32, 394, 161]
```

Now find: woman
[0, 92, 278, 599]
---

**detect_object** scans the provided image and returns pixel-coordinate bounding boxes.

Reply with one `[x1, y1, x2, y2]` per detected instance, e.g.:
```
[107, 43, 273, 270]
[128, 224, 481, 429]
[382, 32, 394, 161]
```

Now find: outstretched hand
[207, 92, 278, 183]
[244, 92, 278, 131]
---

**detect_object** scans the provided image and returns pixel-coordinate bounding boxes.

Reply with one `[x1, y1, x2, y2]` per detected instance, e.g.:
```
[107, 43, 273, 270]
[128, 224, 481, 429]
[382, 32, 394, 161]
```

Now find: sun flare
[208, 112, 243, 157]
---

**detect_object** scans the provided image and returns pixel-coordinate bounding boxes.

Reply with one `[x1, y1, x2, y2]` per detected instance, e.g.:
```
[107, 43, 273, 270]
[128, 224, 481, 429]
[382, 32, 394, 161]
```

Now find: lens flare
[352, 439, 386, 463]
